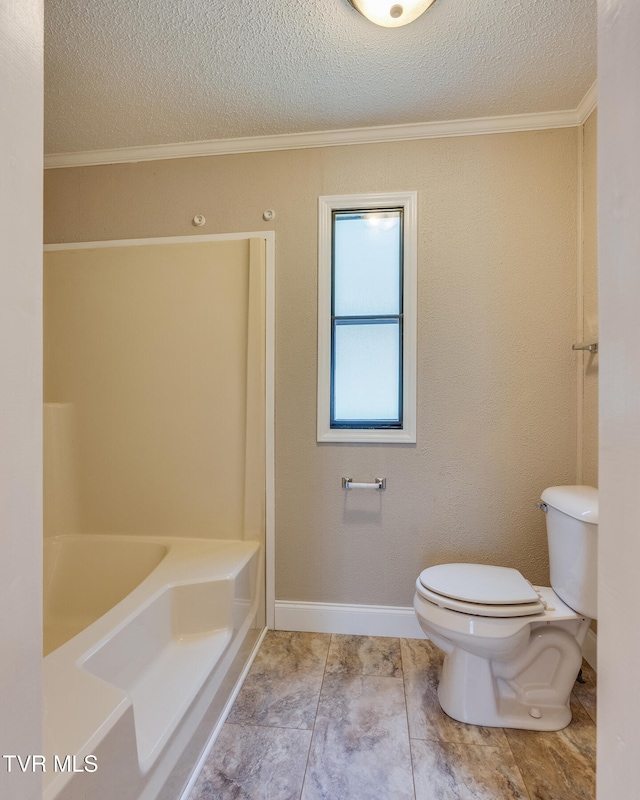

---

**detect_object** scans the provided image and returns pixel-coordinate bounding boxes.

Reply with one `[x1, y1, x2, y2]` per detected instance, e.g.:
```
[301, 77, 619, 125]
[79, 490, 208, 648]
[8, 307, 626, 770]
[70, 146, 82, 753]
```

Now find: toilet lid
[418, 563, 544, 616]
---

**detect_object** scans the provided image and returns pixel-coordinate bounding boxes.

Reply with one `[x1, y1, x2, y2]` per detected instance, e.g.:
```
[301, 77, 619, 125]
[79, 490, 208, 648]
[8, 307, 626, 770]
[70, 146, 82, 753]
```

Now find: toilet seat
[417, 563, 545, 618]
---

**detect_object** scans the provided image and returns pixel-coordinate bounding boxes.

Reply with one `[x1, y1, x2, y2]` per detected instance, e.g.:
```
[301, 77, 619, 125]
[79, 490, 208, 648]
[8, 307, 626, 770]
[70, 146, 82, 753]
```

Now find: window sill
[317, 427, 416, 444]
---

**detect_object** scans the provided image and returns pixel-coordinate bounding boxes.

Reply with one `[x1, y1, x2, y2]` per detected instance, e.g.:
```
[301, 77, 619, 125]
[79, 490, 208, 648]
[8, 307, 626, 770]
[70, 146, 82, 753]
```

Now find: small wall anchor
[572, 341, 598, 353]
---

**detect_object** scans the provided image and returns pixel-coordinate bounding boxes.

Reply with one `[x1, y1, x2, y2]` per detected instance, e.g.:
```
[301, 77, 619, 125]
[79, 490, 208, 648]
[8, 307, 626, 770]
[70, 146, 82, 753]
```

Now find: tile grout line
[400, 638, 419, 800]
[297, 631, 334, 800]
[503, 729, 533, 800]
[223, 720, 316, 734]
[297, 720, 316, 800]
[408, 734, 524, 748]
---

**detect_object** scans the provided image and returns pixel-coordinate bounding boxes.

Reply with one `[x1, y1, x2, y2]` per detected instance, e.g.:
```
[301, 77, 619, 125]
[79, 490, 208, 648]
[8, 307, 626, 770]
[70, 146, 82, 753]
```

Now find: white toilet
[413, 485, 598, 731]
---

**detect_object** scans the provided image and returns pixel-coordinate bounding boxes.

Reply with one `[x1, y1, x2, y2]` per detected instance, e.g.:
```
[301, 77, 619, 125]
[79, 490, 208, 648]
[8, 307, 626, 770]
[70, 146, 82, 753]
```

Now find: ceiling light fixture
[347, 0, 438, 28]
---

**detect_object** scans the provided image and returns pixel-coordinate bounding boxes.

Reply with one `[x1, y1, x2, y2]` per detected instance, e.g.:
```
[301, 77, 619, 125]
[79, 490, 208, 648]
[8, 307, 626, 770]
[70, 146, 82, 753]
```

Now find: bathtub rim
[42, 534, 260, 799]
[44, 534, 258, 661]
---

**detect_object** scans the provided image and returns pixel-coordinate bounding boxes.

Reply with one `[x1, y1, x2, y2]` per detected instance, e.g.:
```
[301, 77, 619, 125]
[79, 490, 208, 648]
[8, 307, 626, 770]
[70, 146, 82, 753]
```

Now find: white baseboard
[274, 600, 427, 639]
[582, 627, 597, 671]
[275, 600, 597, 672]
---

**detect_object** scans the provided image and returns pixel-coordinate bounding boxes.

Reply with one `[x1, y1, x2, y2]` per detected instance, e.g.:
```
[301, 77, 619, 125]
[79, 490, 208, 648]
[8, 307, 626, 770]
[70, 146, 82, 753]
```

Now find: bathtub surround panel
[44, 238, 253, 540]
[43, 403, 81, 536]
[244, 237, 267, 544]
[45, 128, 578, 608]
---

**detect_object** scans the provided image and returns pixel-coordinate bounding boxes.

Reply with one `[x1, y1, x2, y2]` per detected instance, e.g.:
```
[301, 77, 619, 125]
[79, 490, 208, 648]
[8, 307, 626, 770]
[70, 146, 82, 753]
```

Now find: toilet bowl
[413, 486, 598, 731]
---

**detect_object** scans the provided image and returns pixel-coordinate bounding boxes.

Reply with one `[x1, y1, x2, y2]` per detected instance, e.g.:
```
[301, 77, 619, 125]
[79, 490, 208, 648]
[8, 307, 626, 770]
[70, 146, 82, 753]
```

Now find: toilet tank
[540, 485, 598, 620]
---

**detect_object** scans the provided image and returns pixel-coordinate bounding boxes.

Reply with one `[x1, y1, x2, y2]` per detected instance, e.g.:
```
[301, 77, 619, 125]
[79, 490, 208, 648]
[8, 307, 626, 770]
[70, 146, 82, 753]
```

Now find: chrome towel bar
[342, 477, 386, 490]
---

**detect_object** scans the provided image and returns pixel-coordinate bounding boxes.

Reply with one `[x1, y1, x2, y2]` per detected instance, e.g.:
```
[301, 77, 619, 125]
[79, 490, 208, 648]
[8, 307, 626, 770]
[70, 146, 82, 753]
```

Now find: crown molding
[44, 98, 595, 170]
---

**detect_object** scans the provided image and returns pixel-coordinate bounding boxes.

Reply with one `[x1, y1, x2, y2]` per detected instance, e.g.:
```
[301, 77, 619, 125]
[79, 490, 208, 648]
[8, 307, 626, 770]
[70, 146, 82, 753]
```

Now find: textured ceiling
[44, 0, 597, 155]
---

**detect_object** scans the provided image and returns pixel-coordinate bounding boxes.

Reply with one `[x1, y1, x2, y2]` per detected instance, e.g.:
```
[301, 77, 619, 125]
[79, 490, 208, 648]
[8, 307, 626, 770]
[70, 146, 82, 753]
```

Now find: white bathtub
[43, 534, 262, 800]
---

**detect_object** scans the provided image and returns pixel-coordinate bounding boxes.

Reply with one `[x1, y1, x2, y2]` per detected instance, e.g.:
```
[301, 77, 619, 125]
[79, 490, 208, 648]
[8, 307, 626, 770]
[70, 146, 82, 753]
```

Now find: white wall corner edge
[274, 600, 428, 639]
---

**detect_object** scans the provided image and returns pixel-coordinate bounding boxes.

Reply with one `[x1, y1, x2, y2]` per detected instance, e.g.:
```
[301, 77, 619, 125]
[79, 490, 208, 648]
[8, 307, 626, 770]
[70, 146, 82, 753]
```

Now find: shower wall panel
[44, 238, 252, 540]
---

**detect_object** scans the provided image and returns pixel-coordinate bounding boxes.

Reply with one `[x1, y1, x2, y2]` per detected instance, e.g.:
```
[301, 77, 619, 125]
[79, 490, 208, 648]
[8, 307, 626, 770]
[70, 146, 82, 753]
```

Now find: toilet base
[436, 623, 588, 731]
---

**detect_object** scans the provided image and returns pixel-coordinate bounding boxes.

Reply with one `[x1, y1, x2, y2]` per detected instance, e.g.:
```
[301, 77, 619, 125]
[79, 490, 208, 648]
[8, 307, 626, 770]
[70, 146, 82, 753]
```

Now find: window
[317, 192, 417, 443]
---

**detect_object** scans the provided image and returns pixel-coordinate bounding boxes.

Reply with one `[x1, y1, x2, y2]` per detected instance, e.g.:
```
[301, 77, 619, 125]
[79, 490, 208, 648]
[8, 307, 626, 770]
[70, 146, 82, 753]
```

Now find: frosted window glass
[333, 321, 400, 422]
[333, 212, 401, 317]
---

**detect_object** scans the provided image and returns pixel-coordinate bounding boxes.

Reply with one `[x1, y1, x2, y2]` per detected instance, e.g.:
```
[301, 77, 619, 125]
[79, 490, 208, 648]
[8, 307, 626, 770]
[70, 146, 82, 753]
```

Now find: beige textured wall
[44, 128, 578, 606]
[44, 240, 251, 539]
[581, 110, 598, 487]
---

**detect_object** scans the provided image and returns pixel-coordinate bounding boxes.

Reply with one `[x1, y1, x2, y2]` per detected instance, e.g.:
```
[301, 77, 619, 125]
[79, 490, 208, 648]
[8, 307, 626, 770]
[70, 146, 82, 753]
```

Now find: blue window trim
[329, 207, 404, 429]
[317, 192, 417, 444]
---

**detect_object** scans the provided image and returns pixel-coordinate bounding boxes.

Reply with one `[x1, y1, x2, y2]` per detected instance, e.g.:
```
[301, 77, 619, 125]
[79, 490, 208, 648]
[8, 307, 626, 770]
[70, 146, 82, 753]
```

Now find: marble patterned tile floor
[188, 632, 596, 800]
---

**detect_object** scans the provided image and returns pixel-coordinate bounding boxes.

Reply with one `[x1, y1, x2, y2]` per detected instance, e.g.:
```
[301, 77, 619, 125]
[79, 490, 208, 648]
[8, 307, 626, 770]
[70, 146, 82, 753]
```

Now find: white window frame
[317, 191, 417, 443]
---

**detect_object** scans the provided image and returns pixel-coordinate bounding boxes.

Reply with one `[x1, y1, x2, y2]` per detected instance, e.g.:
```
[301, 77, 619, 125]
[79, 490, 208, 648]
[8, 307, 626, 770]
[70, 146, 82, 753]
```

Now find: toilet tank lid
[541, 485, 598, 523]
